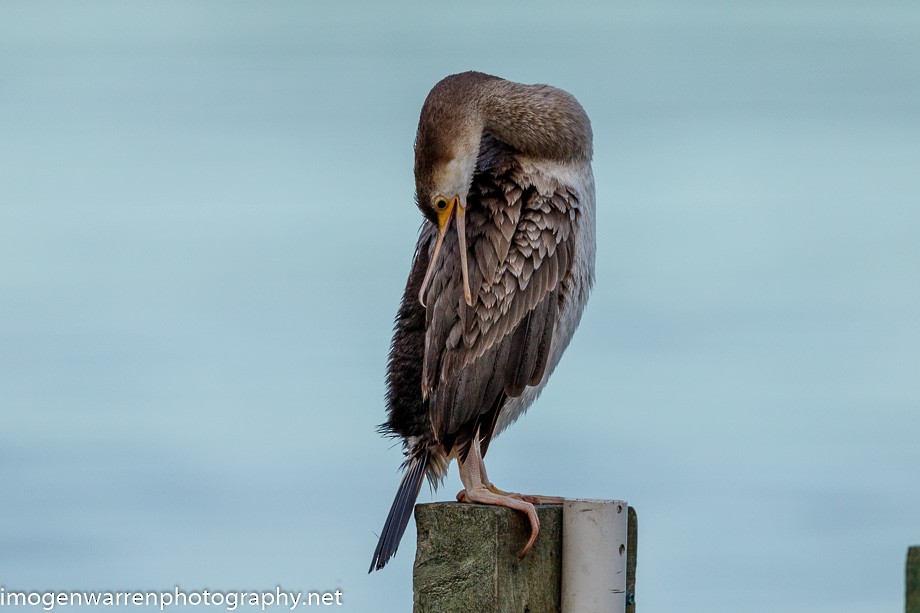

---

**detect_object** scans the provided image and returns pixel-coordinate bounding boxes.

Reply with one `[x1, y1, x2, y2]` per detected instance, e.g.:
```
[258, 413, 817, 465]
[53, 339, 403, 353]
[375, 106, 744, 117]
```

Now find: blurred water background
[2, 1, 919, 611]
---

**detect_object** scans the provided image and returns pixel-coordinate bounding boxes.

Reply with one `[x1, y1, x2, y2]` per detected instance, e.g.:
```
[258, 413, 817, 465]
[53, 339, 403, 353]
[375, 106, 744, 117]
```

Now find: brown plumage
[370, 71, 595, 572]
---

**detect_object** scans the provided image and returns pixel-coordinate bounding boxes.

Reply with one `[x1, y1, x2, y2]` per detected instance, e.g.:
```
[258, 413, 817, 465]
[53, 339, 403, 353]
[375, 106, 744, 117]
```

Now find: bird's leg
[499, 491, 566, 505]
[465, 454, 565, 505]
[455, 434, 540, 559]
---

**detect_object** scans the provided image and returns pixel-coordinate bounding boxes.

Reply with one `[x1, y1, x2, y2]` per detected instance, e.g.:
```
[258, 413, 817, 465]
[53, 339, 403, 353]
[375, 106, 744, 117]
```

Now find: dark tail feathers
[368, 451, 429, 572]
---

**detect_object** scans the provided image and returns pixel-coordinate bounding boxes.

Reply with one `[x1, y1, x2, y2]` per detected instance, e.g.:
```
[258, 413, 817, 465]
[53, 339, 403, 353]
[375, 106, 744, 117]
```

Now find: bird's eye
[434, 197, 449, 211]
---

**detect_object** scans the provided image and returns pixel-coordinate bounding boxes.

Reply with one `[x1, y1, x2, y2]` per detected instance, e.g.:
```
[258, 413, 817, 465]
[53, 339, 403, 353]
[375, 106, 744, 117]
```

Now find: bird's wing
[422, 163, 582, 445]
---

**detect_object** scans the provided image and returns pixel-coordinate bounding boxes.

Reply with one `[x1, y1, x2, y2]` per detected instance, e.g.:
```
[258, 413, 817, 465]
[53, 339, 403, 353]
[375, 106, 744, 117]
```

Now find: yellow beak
[418, 196, 473, 308]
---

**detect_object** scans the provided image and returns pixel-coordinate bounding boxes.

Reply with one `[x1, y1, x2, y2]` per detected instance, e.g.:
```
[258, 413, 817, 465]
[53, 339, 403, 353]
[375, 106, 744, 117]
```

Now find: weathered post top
[413, 503, 563, 613]
[413, 502, 637, 613]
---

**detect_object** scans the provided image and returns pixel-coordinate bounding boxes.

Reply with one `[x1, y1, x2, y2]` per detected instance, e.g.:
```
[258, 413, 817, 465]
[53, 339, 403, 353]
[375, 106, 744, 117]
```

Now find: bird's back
[480, 152, 596, 436]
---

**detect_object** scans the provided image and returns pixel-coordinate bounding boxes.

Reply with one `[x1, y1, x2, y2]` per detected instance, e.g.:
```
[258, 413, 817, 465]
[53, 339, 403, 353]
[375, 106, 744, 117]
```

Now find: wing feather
[423, 160, 581, 446]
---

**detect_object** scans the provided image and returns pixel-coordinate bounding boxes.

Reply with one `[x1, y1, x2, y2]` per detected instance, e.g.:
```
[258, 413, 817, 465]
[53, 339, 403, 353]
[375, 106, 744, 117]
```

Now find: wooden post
[413, 502, 638, 612]
[908, 546, 920, 613]
[413, 503, 563, 612]
[626, 506, 638, 613]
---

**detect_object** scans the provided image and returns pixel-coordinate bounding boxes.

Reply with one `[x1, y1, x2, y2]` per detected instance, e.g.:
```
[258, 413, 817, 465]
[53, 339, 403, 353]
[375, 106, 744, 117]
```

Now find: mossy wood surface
[414, 502, 638, 613]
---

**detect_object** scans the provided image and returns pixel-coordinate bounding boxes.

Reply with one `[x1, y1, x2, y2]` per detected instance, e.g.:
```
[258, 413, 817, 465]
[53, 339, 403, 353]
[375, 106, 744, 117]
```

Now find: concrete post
[561, 499, 629, 613]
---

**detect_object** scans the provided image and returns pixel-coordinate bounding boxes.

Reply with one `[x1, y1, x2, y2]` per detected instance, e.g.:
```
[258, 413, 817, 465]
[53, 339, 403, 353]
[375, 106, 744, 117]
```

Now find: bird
[369, 71, 595, 572]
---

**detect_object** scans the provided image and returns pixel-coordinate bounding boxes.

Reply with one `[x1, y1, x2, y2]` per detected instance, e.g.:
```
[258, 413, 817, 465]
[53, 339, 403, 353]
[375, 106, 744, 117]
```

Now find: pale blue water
[2, 2, 919, 612]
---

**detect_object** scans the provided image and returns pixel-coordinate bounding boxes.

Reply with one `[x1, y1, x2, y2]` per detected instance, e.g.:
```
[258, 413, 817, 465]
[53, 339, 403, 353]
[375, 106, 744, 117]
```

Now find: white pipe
[561, 499, 628, 613]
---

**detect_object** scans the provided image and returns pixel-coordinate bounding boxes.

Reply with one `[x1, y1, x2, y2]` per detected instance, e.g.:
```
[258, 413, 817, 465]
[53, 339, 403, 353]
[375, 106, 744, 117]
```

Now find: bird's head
[413, 76, 485, 309]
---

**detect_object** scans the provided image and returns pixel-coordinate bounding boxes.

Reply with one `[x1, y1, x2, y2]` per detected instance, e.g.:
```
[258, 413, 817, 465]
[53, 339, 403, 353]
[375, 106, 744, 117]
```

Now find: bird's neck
[476, 79, 593, 163]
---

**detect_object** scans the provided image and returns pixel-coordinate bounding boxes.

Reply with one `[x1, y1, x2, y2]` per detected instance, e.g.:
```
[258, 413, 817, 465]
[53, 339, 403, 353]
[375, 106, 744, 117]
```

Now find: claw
[455, 434, 544, 559]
